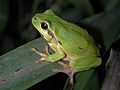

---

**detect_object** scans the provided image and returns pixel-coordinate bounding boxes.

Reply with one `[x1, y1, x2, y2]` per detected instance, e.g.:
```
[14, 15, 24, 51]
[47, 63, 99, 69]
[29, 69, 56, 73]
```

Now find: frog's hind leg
[52, 61, 76, 84]
[70, 56, 101, 71]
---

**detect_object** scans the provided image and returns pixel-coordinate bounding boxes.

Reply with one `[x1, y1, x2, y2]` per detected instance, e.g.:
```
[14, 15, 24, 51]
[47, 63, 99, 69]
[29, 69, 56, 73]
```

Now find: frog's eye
[41, 22, 48, 29]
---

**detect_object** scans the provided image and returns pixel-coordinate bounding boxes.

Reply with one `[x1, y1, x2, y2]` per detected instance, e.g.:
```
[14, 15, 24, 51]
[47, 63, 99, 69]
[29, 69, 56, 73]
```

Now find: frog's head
[32, 9, 61, 43]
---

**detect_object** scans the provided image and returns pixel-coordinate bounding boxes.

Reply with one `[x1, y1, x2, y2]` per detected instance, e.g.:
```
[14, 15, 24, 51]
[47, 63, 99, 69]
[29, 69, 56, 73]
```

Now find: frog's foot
[45, 45, 50, 55]
[31, 48, 46, 57]
[31, 48, 46, 64]
[52, 61, 76, 84]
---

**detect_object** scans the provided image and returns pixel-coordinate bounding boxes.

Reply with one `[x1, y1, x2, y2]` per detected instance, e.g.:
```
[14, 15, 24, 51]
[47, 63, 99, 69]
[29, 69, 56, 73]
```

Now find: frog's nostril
[34, 17, 37, 20]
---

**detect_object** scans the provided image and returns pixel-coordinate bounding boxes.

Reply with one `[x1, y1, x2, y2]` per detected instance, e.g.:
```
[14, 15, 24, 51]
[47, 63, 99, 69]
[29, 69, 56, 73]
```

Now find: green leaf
[64, 5, 120, 90]
[1, 3, 120, 90]
[105, 0, 120, 11]
[80, 7, 120, 50]
[0, 38, 62, 90]
[69, 0, 94, 16]
[64, 69, 100, 90]
[56, 0, 93, 22]
[73, 70, 95, 90]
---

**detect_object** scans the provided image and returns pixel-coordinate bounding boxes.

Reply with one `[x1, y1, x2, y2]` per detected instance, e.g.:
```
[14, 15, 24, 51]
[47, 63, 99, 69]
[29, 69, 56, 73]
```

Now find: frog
[31, 9, 101, 84]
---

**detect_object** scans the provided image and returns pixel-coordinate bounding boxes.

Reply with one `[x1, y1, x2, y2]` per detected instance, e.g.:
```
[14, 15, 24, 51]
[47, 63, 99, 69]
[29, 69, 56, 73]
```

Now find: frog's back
[55, 20, 100, 58]
[49, 14, 99, 57]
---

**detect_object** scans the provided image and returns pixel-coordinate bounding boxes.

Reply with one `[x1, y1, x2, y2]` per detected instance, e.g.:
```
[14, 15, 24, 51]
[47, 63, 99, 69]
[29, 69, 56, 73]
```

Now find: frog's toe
[52, 61, 76, 84]
[31, 48, 46, 57]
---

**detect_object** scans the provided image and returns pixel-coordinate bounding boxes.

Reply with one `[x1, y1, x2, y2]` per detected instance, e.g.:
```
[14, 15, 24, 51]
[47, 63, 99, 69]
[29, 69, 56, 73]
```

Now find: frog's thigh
[69, 56, 101, 71]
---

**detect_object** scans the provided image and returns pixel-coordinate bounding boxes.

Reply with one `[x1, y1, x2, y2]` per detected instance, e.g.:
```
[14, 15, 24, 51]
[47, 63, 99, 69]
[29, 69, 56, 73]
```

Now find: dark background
[0, 0, 120, 90]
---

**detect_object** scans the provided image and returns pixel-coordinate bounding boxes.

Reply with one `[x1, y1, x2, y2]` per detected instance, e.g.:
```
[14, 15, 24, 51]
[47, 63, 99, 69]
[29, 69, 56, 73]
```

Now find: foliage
[0, 0, 120, 90]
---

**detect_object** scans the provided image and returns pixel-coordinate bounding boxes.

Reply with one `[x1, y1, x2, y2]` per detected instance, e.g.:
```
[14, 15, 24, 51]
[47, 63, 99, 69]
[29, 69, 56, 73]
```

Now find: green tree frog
[32, 9, 101, 83]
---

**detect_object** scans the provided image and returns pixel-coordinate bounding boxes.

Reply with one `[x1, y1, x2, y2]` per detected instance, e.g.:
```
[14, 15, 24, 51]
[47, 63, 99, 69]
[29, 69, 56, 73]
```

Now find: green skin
[32, 9, 101, 81]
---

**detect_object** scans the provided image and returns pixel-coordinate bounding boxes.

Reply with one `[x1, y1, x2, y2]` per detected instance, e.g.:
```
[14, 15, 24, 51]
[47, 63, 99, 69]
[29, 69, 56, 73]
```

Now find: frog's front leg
[45, 44, 50, 55]
[31, 44, 50, 57]
[31, 43, 65, 62]
[31, 48, 46, 58]
[31, 48, 46, 64]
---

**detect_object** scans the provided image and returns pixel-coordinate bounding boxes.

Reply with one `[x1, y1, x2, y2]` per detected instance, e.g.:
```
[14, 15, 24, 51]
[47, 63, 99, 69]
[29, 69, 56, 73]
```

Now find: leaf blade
[0, 38, 62, 90]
